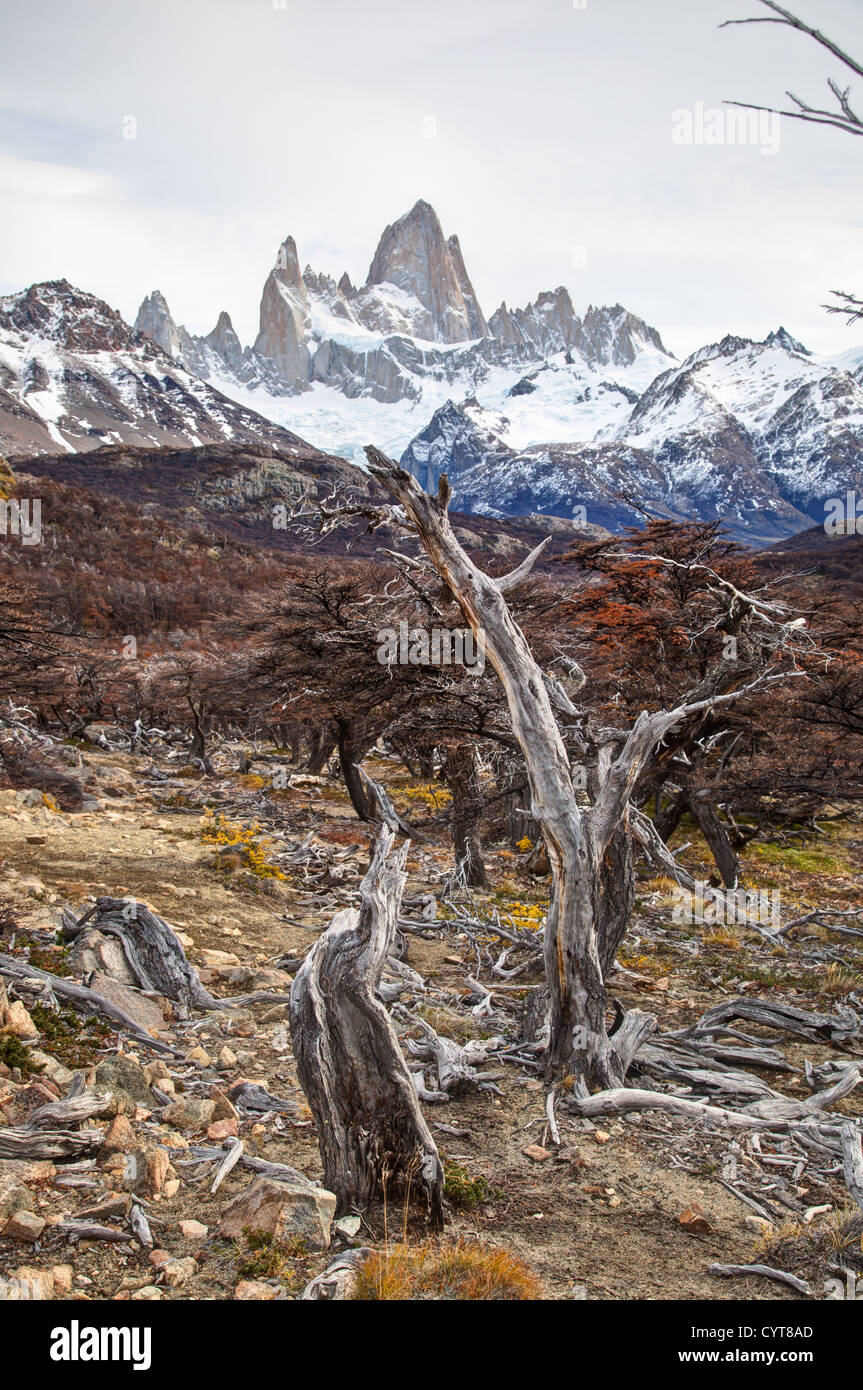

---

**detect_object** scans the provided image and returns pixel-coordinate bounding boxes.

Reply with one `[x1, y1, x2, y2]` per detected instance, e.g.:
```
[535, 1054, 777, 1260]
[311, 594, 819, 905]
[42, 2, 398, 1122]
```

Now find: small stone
[51, 1264, 74, 1294]
[142, 1060, 171, 1087]
[123, 1146, 172, 1198]
[77, 1192, 130, 1221]
[130, 1285, 163, 1301]
[160, 1096, 215, 1133]
[6, 1266, 54, 1299]
[89, 973, 164, 1036]
[207, 1118, 237, 1142]
[100, 1114, 136, 1154]
[199, 949, 241, 968]
[217, 1045, 238, 1071]
[0, 1000, 38, 1040]
[334, 1214, 362, 1239]
[180, 1219, 208, 1241]
[0, 1170, 35, 1222]
[185, 1046, 211, 1068]
[0, 1159, 55, 1182]
[162, 1256, 196, 1288]
[594, 1130, 611, 1145]
[4, 1209, 46, 1242]
[95, 1056, 155, 1113]
[210, 1088, 239, 1122]
[679, 1203, 712, 1234]
[162, 1179, 180, 1200]
[68, 929, 138, 986]
[522, 1144, 550, 1162]
[745, 1215, 775, 1236]
[235, 1279, 276, 1300]
[148, 1249, 171, 1268]
[25, 1052, 74, 1089]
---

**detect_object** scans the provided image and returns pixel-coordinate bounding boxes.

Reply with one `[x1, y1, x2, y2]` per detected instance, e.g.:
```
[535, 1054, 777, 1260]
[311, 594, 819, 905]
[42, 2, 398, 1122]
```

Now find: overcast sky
[0, 0, 861, 359]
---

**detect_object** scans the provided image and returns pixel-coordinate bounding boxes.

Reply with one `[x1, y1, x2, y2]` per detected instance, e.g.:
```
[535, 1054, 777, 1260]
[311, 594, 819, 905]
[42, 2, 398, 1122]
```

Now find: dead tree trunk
[335, 720, 375, 821]
[307, 727, 336, 774]
[440, 743, 487, 887]
[689, 792, 739, 888]
[364, 448, 791, 1090]
[289, 825, 443, 1224]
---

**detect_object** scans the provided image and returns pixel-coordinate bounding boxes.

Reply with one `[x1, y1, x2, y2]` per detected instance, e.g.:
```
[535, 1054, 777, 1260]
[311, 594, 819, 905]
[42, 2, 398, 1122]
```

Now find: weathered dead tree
[61, 897, 220, 1015]
[439, 742, 487, 887]
[289, 824, 443, 1224]
[363, 448, 801, 1090]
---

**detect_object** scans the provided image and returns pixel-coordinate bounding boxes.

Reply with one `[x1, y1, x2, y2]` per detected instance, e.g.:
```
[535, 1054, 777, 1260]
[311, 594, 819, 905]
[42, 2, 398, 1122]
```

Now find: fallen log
[0, 1126, 102, 1160]
[841, 1121, 863, 1213]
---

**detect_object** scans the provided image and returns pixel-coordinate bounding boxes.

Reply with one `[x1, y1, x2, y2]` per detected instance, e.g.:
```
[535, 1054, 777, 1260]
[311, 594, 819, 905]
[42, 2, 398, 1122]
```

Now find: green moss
[443, 1162, 499, 1210]
[236, 1228, 309, 1279]
[0, 1034, 42, 1074]
[28, 1003, 114, 1067]
[749, 843, 842, 874]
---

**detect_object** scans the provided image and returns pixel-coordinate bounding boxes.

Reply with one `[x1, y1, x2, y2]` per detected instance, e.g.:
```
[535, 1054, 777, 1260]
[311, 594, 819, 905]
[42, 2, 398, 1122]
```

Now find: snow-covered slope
[399, 327, 863, 541]
[0, 282, 308, 457]
[132, 200, 676, 465]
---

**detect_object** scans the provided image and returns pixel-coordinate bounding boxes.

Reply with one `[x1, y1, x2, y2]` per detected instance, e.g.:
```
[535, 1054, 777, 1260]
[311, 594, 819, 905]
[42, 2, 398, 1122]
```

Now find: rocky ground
[1, 735, 861, 1301]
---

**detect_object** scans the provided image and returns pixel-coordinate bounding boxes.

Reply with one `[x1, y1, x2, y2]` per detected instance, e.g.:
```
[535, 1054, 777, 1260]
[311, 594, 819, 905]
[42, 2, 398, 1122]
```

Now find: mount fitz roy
[1, 198, 862, 542]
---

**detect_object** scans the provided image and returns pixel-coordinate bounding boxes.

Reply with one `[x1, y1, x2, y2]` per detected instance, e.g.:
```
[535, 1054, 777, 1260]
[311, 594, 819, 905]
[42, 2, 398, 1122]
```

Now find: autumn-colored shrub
[349, 1239, 542, 1301]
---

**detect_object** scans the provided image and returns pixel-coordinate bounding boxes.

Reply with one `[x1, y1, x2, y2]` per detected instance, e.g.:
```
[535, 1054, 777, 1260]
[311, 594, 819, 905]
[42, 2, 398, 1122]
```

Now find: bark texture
[289, 825, 443, 1223]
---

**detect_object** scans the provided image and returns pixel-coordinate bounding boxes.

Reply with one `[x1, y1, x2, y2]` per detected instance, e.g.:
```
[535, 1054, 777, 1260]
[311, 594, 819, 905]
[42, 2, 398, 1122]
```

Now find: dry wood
[841, 1121, 863, 1213]
[707, 1262, 811, 1295]
[66, 897, 220, 1014]
[301, 1248, 372, 1300]
[289, 825, 443, 1223]
[0, 951, 178, 1053]
[363, 447, 798, 1089]
[0, 1126, 102, 1160]
[53, 1220, 133, 1244]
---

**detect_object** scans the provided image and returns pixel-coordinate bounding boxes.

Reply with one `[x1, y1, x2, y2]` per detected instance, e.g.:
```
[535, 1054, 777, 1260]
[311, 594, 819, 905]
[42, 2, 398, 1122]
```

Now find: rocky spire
[365, 200, 486, 344]
[253, 235, 311, 387]
[134, 291, 183, 358]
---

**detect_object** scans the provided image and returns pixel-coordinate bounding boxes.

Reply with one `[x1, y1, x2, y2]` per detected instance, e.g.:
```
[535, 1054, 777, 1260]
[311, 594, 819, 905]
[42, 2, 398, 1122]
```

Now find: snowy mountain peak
[366, 200, 487, 343]
[2, 280, 137, 354]
[764, 325, 810, 356]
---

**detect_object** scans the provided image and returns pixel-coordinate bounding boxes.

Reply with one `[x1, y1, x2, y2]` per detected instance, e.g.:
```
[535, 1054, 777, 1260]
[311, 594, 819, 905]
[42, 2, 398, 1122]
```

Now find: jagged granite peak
[365, 199, 487, 343]
[580, 304, 668, 366]
[487, 292, 669, 367]
[401, 396, 509, 492]
[765, 325, 810, 356]
[205, 310, 245, 375]
[254, 234, 311, 388]
[134, 289, 183, 358]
